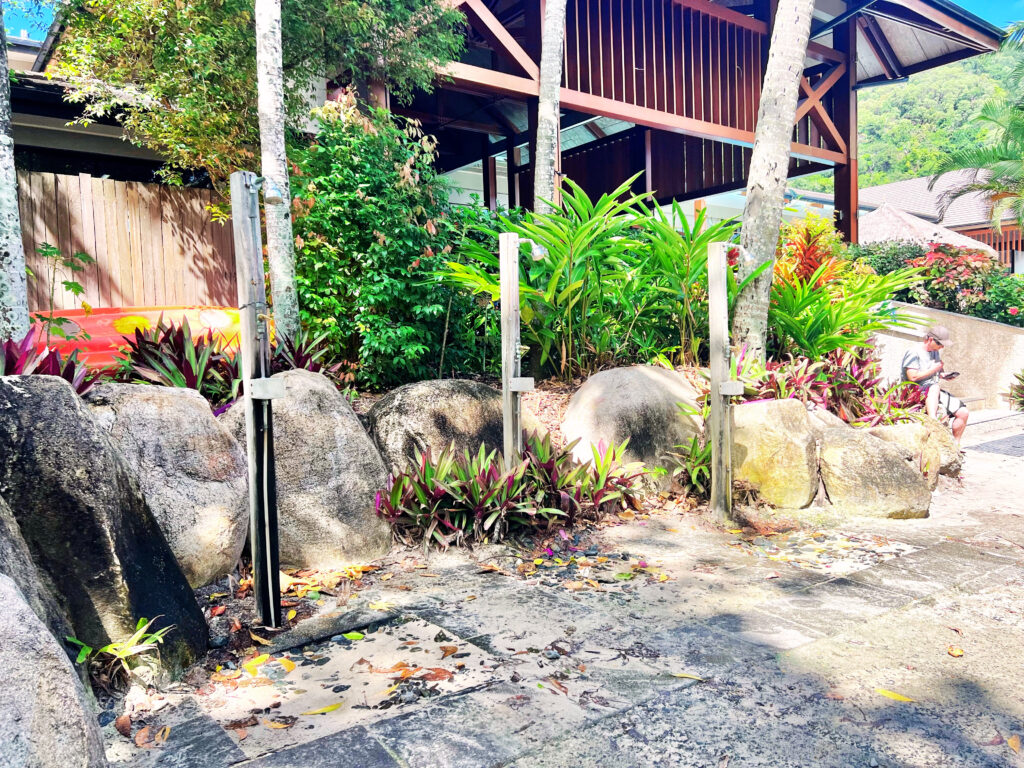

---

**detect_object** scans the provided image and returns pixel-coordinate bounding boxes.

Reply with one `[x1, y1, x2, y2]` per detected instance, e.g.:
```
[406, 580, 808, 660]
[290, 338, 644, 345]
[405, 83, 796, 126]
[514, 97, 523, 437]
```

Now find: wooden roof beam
[857, 15, 903, 79]
[452, 0, 540, 80]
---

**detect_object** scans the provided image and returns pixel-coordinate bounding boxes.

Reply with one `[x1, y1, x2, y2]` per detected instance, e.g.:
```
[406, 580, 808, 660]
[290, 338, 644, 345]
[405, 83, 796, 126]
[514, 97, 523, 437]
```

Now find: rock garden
[2, 100, 1024, 768]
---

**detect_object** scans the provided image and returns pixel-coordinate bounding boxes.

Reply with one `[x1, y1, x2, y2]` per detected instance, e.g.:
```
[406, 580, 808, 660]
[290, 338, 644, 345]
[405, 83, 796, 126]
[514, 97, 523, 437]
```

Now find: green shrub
[846, 240, 927, 276]
[291, 97, 482, 389]
[976, 272, 1024, 327]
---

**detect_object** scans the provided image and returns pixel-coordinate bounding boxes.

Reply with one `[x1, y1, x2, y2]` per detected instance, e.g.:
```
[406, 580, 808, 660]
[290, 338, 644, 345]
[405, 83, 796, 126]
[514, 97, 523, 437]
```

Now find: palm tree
[255, 0, 300, 341]
[533, 0, 568, 213]
[932, 22, 1024, 231]
[0, 5, 31, 341]
[730, 0, 817, 361]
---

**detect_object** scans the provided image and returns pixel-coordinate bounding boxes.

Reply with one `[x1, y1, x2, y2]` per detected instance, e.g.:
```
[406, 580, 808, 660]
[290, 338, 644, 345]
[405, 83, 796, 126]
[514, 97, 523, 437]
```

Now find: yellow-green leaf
[671, 672, 704, 681]
[278, 658, 296, 674]
[243, 654, 270, 677]
[286, 609, 297, 622]
[875, 688, 914, 702]
[342, 631, 364, 641]
[301, 702, 342, 715]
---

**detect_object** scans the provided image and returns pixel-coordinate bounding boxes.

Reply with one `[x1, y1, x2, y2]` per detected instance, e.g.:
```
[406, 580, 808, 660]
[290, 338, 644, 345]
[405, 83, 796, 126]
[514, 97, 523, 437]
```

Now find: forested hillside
[797, 50, 1016, 192]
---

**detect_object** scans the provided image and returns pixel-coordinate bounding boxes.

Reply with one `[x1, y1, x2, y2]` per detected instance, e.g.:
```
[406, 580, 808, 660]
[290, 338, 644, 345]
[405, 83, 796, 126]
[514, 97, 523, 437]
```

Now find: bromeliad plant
[0, 328, 100, 395]
[375, 433, 644, 549]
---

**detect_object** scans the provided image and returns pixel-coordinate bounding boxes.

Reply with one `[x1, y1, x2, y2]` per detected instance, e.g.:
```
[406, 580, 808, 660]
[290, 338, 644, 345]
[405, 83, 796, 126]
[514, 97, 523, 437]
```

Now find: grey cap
[926, 325, 953, 348]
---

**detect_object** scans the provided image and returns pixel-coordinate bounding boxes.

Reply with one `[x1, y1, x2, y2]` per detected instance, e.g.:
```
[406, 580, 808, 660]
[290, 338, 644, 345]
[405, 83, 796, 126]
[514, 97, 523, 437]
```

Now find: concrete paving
[107, 425, 1024, 768]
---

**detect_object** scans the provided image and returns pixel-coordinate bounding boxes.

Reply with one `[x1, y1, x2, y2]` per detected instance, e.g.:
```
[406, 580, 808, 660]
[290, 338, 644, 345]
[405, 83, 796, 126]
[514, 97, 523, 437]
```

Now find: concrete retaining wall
[874, 302, 1024, 410]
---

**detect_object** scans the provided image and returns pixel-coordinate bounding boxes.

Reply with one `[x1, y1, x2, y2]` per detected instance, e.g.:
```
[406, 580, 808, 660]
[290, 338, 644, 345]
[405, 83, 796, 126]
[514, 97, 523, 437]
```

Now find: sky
[2, 0, 1019, 41]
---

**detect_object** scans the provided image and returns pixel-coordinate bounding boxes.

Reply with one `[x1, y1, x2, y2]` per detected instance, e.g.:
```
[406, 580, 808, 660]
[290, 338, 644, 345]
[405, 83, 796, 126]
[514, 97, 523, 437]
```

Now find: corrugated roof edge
[921, 0, 1007, 40]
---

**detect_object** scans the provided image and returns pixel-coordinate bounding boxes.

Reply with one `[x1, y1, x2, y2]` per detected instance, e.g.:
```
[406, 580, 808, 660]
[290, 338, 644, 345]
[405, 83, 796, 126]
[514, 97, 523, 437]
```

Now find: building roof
[858, 202, 999, 255]
[858, 170, 1002, 229]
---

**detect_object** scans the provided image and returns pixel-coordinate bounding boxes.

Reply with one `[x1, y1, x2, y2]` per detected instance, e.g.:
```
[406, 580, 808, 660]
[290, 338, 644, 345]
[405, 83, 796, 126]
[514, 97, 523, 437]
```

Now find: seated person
[901, 325, 968, 444]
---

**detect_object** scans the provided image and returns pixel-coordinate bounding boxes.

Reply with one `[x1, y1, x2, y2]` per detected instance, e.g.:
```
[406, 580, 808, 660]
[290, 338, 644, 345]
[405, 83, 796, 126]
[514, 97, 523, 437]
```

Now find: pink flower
[1009, 307, 1020, 316]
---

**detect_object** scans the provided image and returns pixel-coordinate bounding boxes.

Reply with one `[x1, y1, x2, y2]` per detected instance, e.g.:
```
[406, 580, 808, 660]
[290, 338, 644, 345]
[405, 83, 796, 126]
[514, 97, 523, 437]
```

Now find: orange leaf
[947, 645, 964, 658]
[235, 728, 248, 741]
[1009, 734, 1021, 754]
[230, 618, 242, 632]
[211, 605, 226, 617]
[547, 677, 568, 695]
[440, 645, 458, 659]
[420, 668, 454, 682]
[114, 714, 131, 738]
[134, 726, 153, 749]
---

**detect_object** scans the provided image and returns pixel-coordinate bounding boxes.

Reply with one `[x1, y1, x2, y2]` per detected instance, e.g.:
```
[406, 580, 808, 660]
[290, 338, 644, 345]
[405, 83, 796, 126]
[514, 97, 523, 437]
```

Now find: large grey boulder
[221, 369, 391, 568]
[0, 495, 70, 643]
[731, 400, 818, 509]
[0, 575, 107, 768]
[818, 428, 932, 519]
[86, 384, 248, 587]
[868, 422, 942, 491]
[366, 378, 543, 470]
[561, 366, 703, 469]
[0, 376, 207, 675]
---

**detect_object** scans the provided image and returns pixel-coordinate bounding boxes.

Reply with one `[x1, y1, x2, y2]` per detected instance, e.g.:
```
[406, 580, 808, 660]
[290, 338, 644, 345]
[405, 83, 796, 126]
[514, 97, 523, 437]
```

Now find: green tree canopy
[52, 0, 465, 184]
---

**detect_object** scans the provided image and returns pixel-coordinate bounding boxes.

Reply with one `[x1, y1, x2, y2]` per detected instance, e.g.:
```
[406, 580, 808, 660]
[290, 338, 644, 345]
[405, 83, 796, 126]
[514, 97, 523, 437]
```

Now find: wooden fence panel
[17, 171, 237, 312]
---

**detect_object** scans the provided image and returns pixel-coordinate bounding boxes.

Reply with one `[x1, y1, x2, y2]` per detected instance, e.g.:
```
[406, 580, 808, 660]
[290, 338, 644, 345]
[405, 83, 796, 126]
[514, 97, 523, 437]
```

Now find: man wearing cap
[901, 325, 969, 443]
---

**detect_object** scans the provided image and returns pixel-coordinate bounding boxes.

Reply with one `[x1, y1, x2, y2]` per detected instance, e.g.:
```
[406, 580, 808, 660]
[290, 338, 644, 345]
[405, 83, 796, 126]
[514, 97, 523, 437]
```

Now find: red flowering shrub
[906, 243, 1003, 314]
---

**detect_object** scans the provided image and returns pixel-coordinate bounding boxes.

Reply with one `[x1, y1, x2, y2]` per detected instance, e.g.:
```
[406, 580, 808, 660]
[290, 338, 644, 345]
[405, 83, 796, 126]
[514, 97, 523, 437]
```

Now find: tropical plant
[292, 97, 479, 389]
[375, 433, 643, 549]
[640, 200, 740, 363]
[667, 400, 713, 499]
[737, 347, 926, 427]
[774, 211, 846, 287]
[0, 328, 100, 395]
[375, 443, 546, 549]
[115, 317, 237, 406]
[448, 176, 656, 379]
[30, 243, 95, 345]
[67, 617, 173, 692]
[767, 264, 921, 359]
[1010, 367, 1024, 411]
[905, 243, 1003, 314]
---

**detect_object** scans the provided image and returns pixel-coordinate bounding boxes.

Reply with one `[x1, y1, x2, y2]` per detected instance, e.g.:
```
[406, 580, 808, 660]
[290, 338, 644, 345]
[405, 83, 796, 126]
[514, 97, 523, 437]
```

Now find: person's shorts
[937, 389, 965, 418]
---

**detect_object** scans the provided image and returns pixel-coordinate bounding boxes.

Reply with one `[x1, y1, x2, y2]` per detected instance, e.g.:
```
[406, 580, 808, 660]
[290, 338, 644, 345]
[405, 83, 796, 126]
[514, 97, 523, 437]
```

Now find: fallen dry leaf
[947, 645, 965, 658]
[235, 728, 248, 741]
[278, 658, 297, 674]
[1009, 734, 1021, 754]
[875, 688, 914, 702]
[243, 653, 271, 677]
[286, 609, 297, 622]
[824, 691, 845, 701]
[134, 726, 153, 749]
[547, 677, 568, 695]
[262, 718, 296, 730]
[114, 714, 131, 738]
[229, 618, 242, 632]
[671, 672, 704, 681]
[420, 667, 454, 682]
[380, 573, 394, 581]
[153, 726, 171, 745]
[440, 645, 458, 659]
[224, 716, 258, 730]
[301, 702, 342, 715]
[210, 605, 226, 617]
[948, 626, 963, 636]
[249, 631, 272, 646]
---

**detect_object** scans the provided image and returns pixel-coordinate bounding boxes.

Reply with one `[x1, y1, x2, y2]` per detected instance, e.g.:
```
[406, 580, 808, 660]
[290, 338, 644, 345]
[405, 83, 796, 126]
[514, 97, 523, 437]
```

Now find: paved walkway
[109, 425, 1024, 768]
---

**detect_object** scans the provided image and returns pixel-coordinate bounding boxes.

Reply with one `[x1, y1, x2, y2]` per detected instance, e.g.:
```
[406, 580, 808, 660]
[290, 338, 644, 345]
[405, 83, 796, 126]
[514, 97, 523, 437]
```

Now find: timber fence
[17, 170, 237, 311]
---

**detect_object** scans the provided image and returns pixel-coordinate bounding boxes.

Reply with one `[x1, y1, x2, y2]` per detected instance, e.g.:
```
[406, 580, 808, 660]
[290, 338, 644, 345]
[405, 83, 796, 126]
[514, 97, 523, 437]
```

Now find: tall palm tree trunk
[0, 9, 30, 342]
[730, 0, 816, 360]
[255, 0, 300, 341]
[533, 0, 568, 214]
